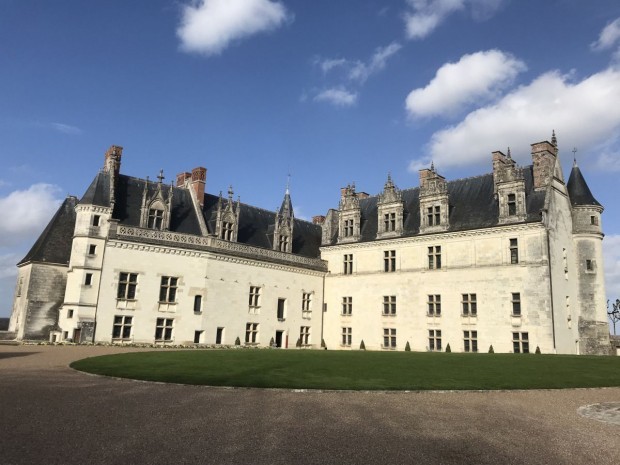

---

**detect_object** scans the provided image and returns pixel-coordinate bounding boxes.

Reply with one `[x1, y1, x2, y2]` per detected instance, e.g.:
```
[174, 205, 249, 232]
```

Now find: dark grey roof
[79, 171, 111, 207]
[327, 166, 546, 245]
[567, 165, 601, 207]
[19, 196, 78, 266]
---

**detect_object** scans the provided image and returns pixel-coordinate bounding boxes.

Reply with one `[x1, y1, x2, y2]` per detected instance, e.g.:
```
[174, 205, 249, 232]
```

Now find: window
[511, 292, 521, 316]
[464, 330, 478, 352]
[112, 316, 132, 339]
[147, 209, 163, 229]
[245, 322, 259, 344]
[342, 296, 352, 315]
[428, 246, 441, 269]
[461, 294, 477, 316]
[384, 212, 396, 232]
[159, 276, 178, 303]
[84, 273, 93, 286]
[342, 327, 352, 346]
[429, 329, 442, 351]
[383, 328, 396, 348]
[67, 309, 74, 319]
[513, 332, 529, 353]
[277, 298, 286, 320]
[590, 215, 598, 226]
[155, 318, 173, 341]
[427, 294, 441, 316]
[92, 215, 100, 227]
[249, 286, 261, 313]
[302, 292, 312, 318]
[586, 259, 594, 271]
[117, 272, 137, 300]
[343, 254, 353, 275]
[216, 327, 224, 344]
[193, 295, 202, 313]
[427, 205, 441, 226]
[384, 250, 396, 272]
[343, 219, 354, 237]
[278, 234, 289, 252]
[300, 326, 311, 345]
[383, 295, 396, 315]
[194, 331, 203, 344]
[63, 331, 69, 340]
[509, 238, 519, 264]
[507, 193, 516, 216]
[221, 221, 234, 241]
[88, 244, 97, 255]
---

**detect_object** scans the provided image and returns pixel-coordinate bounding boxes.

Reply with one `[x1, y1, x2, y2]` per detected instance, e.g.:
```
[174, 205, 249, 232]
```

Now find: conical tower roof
[567, 163, 601, 207]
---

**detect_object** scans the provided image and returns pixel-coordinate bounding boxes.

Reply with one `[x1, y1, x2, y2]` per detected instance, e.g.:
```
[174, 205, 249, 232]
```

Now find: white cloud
[314, 88, 358, 107]
[0, 253, 20, 280]
[404, 0, 504, 40]
[591, 17, 620, 51]
[50, 122, 82, 135]
[317, 58, 347, 74]
[177, 0, 291, 56]
[0, 184, 63, 247]
[405, 50, 526, 118]
[409, 67, 620, 170]
[604, 235, 620, 313]
[349, 42, 402, 83]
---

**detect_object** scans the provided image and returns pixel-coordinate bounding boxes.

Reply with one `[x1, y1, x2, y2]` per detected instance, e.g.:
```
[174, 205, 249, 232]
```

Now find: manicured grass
[71, 350, 620, 390]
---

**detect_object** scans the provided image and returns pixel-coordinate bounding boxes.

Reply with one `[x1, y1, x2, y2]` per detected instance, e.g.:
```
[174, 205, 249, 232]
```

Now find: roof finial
[507, 147, 511, 159]
[228, 185, 234, 200]
[157, 169, 165, 184]
[572, 147, 578, 167]
[430, 160, 435, 172]
[551, 129, 557, 147]
[286, 173, 291, 195]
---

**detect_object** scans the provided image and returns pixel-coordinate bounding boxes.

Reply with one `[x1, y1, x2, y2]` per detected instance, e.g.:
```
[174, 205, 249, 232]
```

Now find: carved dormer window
[278, 232, 290, 252]
[338, 184, 361, 243]
[377, 174, 404, 239]
[419, 164, 449, 234]
[216, 186, 240, 242]
[273, 186, 294, 253]
[140, 171, 172, 230]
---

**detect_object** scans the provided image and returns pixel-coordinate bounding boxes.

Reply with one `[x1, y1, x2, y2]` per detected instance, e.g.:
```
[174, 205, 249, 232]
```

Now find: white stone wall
[321, 223, 559, 353]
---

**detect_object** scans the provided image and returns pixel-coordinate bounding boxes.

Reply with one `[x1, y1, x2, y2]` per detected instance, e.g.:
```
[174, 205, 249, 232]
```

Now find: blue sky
[2, 0, 620, 324]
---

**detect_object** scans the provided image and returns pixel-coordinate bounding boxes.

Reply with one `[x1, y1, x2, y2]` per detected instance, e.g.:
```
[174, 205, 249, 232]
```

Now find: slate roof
[79, 171, 111, 207]
[567, 164, 601, 207]
[18, 196, 78, 266]
[325, 166, 546, 245]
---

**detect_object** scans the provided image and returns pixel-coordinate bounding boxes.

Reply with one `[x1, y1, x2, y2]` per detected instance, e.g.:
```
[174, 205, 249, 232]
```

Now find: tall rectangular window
[249, 286, 261, 313]
[84, 273, 93, 286]
[590, 215, 598, 225]
[461, 294, 477, 316]
[384, 212, 396, 232]
[507, 193, 517, 216]
[586, 259, 594, 271]
[92, 215, 101, 227]
[509, 238, 519, 264]
[278, 234, 289, 252]
[344, 219, 354, 237]
[88, 244, 97, 255]
[511, 292, 521, 316]
[302, 292, 312, 318]
[428, 246, 441, 269]
[427, 294, 441, 316]
[112, 315, 133, 340]
[434, 205, 441, 225]
[384, 250, 396, 272]
[117, 272, 138, 300]
[221, 222, 234, 241]
[383, 295, 396, 315]
[159, 276, 178, 303]
[383, 328, 396, 348]
[300, 326, 311, 345]
[277, 298, 286, 320]
[193, 295, 202, 313]
[245, 323, 259, 344]
[429, 329, 442, 351]
[155, 318, 173, 341]
[463, 330, 478, 353]
[342, 296, 352, 315]
[513, 332, 529, 353]
[148, 209, 164, 229]
[343, 254, 353, 275]
[342, 327, 352, 346]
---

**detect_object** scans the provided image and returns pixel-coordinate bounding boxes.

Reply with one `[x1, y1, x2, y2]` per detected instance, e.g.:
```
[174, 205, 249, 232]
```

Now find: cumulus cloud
[177, 0, 291, 56]
[408, 67, 620, 171]
[404, 0, 504, 40]
[405, 50, 526, 118]
[0, 184, 63, 247]
[591, 17, 620, 51]
[314, 88, 358, 107]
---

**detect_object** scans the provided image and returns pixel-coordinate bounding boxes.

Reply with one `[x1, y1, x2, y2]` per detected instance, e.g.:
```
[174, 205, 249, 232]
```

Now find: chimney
[356, 192, 370, 200]
[104, 145, 123, 177]
[418, 168, 433, 189]
[191, 167, 207, 206]
[312, 215, 326, 225]
[176, 172, 192, 187]
[531, 140, 556, 190]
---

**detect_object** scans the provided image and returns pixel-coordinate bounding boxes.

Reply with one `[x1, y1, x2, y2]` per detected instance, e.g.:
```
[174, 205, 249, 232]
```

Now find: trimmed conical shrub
[296, 337, 301, 348]
[445, 343, 451, 353]
[321, 338, 327, 350]
[405, 341, 411, 352]
[360, 340, 366, 350]
[235, 336, 241, 345]
[488, 344, 494, 353]
[535, 346, 541, 354]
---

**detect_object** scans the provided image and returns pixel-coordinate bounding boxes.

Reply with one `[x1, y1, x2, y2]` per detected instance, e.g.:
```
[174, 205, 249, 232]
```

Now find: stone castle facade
[7, 134, 611, 354]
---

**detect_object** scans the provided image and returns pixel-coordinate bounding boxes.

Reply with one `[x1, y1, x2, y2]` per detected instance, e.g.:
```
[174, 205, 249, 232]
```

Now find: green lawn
[70, 350, 620, 390]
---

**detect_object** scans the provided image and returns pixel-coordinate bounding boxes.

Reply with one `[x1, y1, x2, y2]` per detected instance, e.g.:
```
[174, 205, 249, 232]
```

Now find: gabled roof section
[567, 164, 601, 207]
[18, 196, 78, 266]
[325, 166, 547, 245]
[79, 171, 111, 207]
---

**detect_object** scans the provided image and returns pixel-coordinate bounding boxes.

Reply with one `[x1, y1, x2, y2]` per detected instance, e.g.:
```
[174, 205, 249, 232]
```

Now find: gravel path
[1, 345, 618, 465]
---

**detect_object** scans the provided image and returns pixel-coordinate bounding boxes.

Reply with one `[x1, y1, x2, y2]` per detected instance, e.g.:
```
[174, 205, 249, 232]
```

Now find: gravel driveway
[1, 345, 618, 465]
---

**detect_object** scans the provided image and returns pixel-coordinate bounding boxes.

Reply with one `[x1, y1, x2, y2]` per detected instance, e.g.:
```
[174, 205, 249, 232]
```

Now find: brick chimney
[176, 172, 192, 187]
[104, 145, 123, 177]
[531, 140, 556, 190]
[191, 167, 207, 206]
[312, 215, 326, 225]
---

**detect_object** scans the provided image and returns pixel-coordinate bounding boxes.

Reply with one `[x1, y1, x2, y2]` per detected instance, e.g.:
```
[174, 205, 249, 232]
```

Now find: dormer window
[384, 213, 396, 232]
[508, 194, 517, 216]
[344, 219, 354, 237]
[427, 206, 441, 226]
[148, 208, 164, 229]
[221, 221, 234, 241]
[279, 234, 289, 252]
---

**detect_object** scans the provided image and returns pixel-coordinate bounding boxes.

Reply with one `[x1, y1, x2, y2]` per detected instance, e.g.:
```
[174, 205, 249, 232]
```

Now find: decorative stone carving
[139, 171, 173, 230]
[376, 174, 404, 239]
[215, 186, 240, 242]
[337, 184, 361, 243]
[493, 149, 526, 224]
[419, 163, 449, 233]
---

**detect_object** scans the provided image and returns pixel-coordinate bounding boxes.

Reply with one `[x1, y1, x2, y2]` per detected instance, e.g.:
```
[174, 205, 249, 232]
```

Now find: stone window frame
[84, 273, 93, 286]
[342, 296, 353, 316]
[509, 238, 519, 264]
[88, 244, 97, 256]
[512, 331, 529, 353]
[383, 250, 396, 272]
[147, 207, 164, 230]
[67, 309, 74, 319]
[511, 292, 522, 317]
[383, 328, 397, 349]
[343, 254, 353, 275]
[112, 315, 133, 340]
[382, 295, 397, 316]
[245, 322, 259, 345]
[221, 221, 235, 241]
[117, 272, 138, 301]
[428, 246, 442, 270]
[193, 295, 203, 314]
[585, 259, 596, 273]
[463, 330, 478, 353]
[426, 205, 441, 227]
[461, 294, 477, 316]
[248, 286, 261, 314]
[299, 326, 311, 346]
[92, 215, 101, 227]
[302, 292, 312, 318]
[428, 329, 442, 351]
[341, 327, 352, 347]
[383, 212, 396, 232]
[507, 193, 517, 216]
[427, 294, 441, 316]
[159, 276, 178, 303]
[343, 219, 354, 237]
[155, 318, 174, 342]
